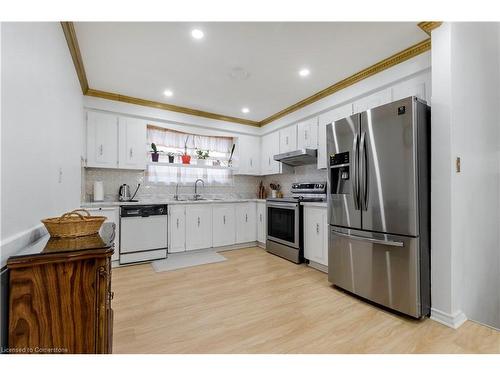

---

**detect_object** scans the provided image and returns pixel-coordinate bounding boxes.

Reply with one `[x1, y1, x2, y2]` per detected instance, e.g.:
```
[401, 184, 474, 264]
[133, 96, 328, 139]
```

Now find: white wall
[431, 22, 500, 330]
[1, 23, 84, 261]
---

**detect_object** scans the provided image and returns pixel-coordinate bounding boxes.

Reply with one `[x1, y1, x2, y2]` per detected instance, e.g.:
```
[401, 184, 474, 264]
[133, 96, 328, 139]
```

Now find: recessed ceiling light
[299, 68, 310, 77]
[191, 29, 204, 40]
[163, 89, 173, 97]
[241, 107, 250, 114]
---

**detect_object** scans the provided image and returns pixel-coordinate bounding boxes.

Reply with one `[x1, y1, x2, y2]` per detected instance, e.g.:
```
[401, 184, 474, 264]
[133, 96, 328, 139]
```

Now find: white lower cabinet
[185, 205, 213, 251]
[303, 206, 328, 267]
[257, 202, 266, 244]
[235, 202, 257, 243]
[168, 205, 186, 253]
[212, 204, 236, 247]
[83, 207, 120, 262]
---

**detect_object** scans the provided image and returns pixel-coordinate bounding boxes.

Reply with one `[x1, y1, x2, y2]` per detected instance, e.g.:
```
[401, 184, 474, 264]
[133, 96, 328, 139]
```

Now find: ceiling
[74, 22, 429, 122]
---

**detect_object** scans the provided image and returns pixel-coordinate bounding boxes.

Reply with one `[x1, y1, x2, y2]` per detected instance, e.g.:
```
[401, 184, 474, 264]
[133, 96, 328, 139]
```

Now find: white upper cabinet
[303, 206, 328, 267]
[86, 111, 118, 168]
[352, 88, 392, 114]
[257, 202, 267, 244]
[297, 117, 318, 149]
[392, 78, 428, 103]
[317, 103, 353, 169]
[118, 117, 147, 170]
[169, 205, 186, 253]
[260, 131, 281, 175]
[235, 135, 261, 175]
[212, 204, 236, 247]
[185, 205, 213, 251]
[279, 125, 297, 153]
[235, 202, 257, 243]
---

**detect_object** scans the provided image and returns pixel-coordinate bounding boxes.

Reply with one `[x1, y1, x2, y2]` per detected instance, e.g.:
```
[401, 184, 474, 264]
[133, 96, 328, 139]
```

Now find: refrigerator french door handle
[332, 230, 404, 247]
[360, 131, 368, 211]
[352, 135, 360, 210]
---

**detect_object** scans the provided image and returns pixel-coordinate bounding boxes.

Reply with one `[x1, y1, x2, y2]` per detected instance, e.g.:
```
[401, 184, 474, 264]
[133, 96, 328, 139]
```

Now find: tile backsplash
[84, 168, 262, 202]
[83, 164, 327, 202]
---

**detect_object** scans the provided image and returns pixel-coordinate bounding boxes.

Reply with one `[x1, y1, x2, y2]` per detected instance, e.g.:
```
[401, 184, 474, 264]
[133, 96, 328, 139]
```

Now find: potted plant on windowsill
[167, 152, 175, 163]
[151, 143, 160, 162]
[196, 149, 210, 166]
[181, 135, 191, 164]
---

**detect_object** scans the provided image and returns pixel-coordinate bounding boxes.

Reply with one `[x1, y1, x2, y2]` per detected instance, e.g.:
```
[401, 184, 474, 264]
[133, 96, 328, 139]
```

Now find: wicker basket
[41, 209, 106, 238]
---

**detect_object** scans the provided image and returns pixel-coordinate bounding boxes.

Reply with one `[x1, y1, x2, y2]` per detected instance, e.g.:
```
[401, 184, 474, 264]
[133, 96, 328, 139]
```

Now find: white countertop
[300, 202, 327, 208]
[81, 198, 266, 208]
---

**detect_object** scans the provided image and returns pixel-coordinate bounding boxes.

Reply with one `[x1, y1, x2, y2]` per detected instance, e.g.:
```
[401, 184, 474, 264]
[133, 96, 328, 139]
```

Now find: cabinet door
[304, 206, 328, 266]
[257, 202, 267, 244]
[185, 205, 213, 251]
[317, 104, 353, 169]
[236, 202, 257, 243]
[169, 205, 186, 253]
[86, 112, 118, 168]
[297, 117, 318, 149]
[279, 125, 297, 153]
[212, 204, 236, 247]
[235, 135, 261, 175]
[352, 88, 392, 114]
[118, 117, 147, 170]
[392, 78, 428, 102]
[261, 131, 281, 175]
[84, 207, 120, 262]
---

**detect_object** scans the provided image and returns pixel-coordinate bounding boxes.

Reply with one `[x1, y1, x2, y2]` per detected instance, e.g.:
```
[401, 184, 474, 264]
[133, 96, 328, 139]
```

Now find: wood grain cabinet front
[7, 231, 114, 354]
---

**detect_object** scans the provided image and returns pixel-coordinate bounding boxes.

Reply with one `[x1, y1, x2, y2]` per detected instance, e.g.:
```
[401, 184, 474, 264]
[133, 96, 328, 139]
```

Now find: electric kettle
[118, 184, 131, 201]
[118, 183, 140, 202]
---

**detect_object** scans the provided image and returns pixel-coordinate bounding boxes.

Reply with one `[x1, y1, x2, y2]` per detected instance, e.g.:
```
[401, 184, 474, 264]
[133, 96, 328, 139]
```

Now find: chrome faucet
[174, 183, 180, 201]
[194, 179, 205, 200]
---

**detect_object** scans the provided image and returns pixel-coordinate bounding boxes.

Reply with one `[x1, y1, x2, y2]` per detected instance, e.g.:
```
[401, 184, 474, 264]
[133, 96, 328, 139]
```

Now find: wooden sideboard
[6, 224, 115, 354]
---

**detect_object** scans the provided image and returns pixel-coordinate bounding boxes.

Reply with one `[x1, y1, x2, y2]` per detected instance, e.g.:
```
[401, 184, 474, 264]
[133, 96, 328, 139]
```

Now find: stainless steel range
[266, 182, 326, 264]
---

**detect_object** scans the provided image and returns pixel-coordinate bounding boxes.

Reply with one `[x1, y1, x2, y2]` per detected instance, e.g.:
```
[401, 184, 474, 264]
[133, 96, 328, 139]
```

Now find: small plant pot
[181, 154, 191, 164]
[168, 155, 174, 163]
[151, 153, 159, 162]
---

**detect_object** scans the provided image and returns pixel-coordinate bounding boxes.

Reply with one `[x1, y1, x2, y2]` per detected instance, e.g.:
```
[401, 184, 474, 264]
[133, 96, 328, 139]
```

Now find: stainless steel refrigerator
[326, 96, 430, 318]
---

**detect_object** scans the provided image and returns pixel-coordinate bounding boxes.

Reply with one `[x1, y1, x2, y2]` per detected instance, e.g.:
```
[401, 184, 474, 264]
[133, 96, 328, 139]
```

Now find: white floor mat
[151, 249, 227, 272]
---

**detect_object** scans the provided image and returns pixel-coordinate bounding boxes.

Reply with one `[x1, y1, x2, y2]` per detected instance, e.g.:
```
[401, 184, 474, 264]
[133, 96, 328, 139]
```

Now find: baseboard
[307, 260, 328, 274]
[257, 242, 266, 249]
[430, 308, 467, 329]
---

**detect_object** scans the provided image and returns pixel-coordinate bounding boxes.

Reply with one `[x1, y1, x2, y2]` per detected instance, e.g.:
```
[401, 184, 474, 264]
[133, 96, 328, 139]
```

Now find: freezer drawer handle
[332, 231, 404, 247]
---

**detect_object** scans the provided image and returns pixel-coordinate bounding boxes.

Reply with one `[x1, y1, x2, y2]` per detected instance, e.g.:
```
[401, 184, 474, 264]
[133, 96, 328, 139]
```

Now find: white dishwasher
[119, 204, 168, 265]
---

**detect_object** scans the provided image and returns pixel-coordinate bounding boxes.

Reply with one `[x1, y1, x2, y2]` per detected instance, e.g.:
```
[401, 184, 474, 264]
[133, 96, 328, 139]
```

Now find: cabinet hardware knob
[176, 218, 179, 228]
[197, 217, 200, 226]
[245, 213, 248, 222]
[316, 223, 319, 234]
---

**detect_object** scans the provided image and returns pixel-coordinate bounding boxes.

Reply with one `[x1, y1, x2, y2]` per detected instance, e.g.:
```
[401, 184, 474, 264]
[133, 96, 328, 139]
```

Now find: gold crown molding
[418, 21, 443, 36]
[62, 22, 433, 128]
[259, 37, 431, 126]
[86, 89, 261, 127]
[60, 22, 89, 94]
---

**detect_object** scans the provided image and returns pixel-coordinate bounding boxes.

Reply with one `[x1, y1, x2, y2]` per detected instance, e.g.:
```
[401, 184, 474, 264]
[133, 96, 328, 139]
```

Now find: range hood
[273, 148, 318, 166]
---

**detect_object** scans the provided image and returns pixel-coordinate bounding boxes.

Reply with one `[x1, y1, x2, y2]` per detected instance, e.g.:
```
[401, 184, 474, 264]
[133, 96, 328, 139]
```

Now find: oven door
[266, 202, 299, 248]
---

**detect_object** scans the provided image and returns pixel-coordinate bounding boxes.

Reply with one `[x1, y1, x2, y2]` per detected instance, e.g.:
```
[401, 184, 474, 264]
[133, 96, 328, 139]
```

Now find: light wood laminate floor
[112, 247, 500, 353]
